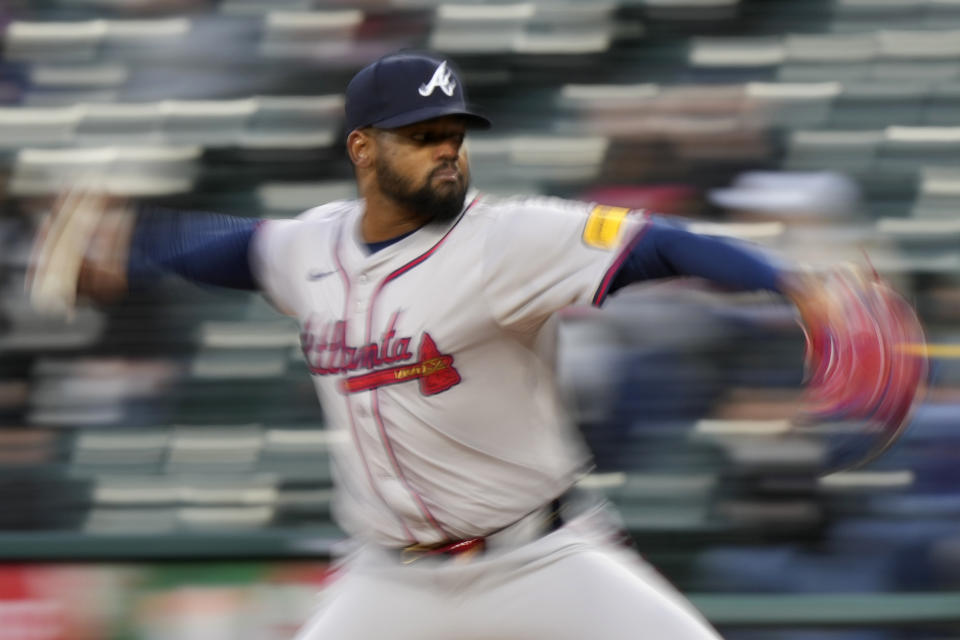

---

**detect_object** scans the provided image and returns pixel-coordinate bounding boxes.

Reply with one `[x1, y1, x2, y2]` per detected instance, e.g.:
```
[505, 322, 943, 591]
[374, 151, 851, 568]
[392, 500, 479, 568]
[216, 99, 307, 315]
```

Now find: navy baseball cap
[345, 52, 491, 133]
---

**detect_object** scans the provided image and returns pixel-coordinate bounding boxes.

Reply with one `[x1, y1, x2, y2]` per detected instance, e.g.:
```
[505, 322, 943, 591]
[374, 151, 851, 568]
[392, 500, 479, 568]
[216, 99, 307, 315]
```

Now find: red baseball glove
[793, 267, 928, 471]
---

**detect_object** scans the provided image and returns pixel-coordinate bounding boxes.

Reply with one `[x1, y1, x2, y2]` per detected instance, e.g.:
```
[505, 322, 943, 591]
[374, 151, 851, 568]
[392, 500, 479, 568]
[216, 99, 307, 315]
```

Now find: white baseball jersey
[251, 192, 646, 547]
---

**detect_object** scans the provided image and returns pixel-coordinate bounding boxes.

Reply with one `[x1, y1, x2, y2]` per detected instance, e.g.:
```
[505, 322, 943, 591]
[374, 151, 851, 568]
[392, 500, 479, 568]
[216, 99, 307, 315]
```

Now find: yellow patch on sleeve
[582, 205, 630, 249]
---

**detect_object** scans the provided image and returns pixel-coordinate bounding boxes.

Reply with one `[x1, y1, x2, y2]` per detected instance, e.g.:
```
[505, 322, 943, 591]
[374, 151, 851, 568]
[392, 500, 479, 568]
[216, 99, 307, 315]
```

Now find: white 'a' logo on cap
[418, 61, 456, 97]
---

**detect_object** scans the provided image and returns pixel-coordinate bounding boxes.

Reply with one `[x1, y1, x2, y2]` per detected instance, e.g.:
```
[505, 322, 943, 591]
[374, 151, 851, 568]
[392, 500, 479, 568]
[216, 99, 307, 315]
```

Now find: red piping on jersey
[333, 229, 351, 313]
[370, 195, 480, 300]
[333, 227, 416, 544]
[591, 214, 652, 307]
[362, 196, 479, 541]
[369, 389, 448, 538]
[364, 195, 479, 342]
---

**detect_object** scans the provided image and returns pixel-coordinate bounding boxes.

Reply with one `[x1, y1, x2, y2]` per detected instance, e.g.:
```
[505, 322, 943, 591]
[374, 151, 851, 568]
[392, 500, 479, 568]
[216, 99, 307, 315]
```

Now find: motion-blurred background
[2, 0, 960, 638]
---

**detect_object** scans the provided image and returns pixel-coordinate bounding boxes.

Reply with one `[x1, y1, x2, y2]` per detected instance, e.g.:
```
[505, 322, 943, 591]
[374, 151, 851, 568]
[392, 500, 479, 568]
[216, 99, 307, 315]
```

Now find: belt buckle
[400, 544, 428, 565]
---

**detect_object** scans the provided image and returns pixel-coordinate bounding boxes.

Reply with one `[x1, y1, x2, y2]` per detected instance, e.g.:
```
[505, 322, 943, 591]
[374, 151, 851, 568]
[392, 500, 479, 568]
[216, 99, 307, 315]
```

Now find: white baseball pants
[293, 511, 722, 639]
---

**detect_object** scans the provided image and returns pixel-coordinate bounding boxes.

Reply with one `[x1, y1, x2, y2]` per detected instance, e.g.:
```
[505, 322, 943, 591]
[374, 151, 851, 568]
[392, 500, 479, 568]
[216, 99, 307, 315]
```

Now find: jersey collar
[344, 189, 479, 270]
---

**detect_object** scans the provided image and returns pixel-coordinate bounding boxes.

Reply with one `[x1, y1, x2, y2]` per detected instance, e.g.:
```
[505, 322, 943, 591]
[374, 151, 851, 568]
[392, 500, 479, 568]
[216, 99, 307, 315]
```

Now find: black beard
[376, 158, 468, 224]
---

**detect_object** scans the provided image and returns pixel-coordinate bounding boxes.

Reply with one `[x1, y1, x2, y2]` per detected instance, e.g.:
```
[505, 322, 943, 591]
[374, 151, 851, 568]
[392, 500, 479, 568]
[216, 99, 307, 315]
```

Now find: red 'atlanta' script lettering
[299, 313, 413, 376]
[299, 313, 461, 395]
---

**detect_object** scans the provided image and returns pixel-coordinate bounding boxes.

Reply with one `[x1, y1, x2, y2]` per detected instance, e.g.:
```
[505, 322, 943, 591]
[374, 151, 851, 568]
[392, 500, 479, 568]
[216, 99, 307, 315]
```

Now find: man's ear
[348, 130, 374, 168]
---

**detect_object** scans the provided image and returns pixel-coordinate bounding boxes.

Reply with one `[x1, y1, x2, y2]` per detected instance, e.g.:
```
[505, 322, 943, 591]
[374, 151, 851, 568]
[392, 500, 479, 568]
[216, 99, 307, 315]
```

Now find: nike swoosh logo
[306, 269, 336, 281]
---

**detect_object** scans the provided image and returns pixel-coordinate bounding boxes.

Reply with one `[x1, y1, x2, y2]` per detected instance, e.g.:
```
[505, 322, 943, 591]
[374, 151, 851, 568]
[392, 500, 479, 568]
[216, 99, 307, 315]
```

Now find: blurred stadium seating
[3, 0, 960, 638]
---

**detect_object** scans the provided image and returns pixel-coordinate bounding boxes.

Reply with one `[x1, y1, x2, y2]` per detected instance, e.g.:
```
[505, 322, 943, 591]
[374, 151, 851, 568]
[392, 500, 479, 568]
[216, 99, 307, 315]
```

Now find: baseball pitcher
[27, 51, 926, 639]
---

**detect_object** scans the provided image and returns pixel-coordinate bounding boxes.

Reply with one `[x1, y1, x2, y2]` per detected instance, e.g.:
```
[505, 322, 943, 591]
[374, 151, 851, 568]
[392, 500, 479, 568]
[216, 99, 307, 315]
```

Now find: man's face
[372, 116, 471, 223]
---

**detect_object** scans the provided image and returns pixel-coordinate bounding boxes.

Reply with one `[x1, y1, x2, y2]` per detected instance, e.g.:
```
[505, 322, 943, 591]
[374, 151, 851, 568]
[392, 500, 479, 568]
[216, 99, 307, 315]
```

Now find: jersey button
[359, 274, 368, 283]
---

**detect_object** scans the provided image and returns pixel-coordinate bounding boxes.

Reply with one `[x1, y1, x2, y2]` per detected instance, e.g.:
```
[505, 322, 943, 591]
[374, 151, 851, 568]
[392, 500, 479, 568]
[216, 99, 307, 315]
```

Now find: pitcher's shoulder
[296, 199, 361, 225]
[470, 194, 591, 221]
[257, 200, 357, 248]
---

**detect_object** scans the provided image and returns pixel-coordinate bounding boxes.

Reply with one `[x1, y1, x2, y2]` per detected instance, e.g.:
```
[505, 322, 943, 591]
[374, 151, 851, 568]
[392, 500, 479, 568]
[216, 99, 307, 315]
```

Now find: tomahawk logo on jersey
[299, 314, 461, 396]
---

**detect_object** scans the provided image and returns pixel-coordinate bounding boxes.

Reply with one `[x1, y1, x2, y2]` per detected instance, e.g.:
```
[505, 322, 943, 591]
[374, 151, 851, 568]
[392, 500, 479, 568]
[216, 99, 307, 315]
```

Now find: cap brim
[371, 105, 491, 130]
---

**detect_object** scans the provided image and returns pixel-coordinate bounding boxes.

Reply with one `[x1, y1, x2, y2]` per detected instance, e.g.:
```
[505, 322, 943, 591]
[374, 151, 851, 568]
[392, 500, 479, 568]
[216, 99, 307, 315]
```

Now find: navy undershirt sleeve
[128, 206, 262, 291]
[609, 218, 783, 295]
